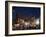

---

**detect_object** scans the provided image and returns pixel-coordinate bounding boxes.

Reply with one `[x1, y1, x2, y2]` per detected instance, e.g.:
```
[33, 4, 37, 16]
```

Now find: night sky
[12, 7, 40, 19]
